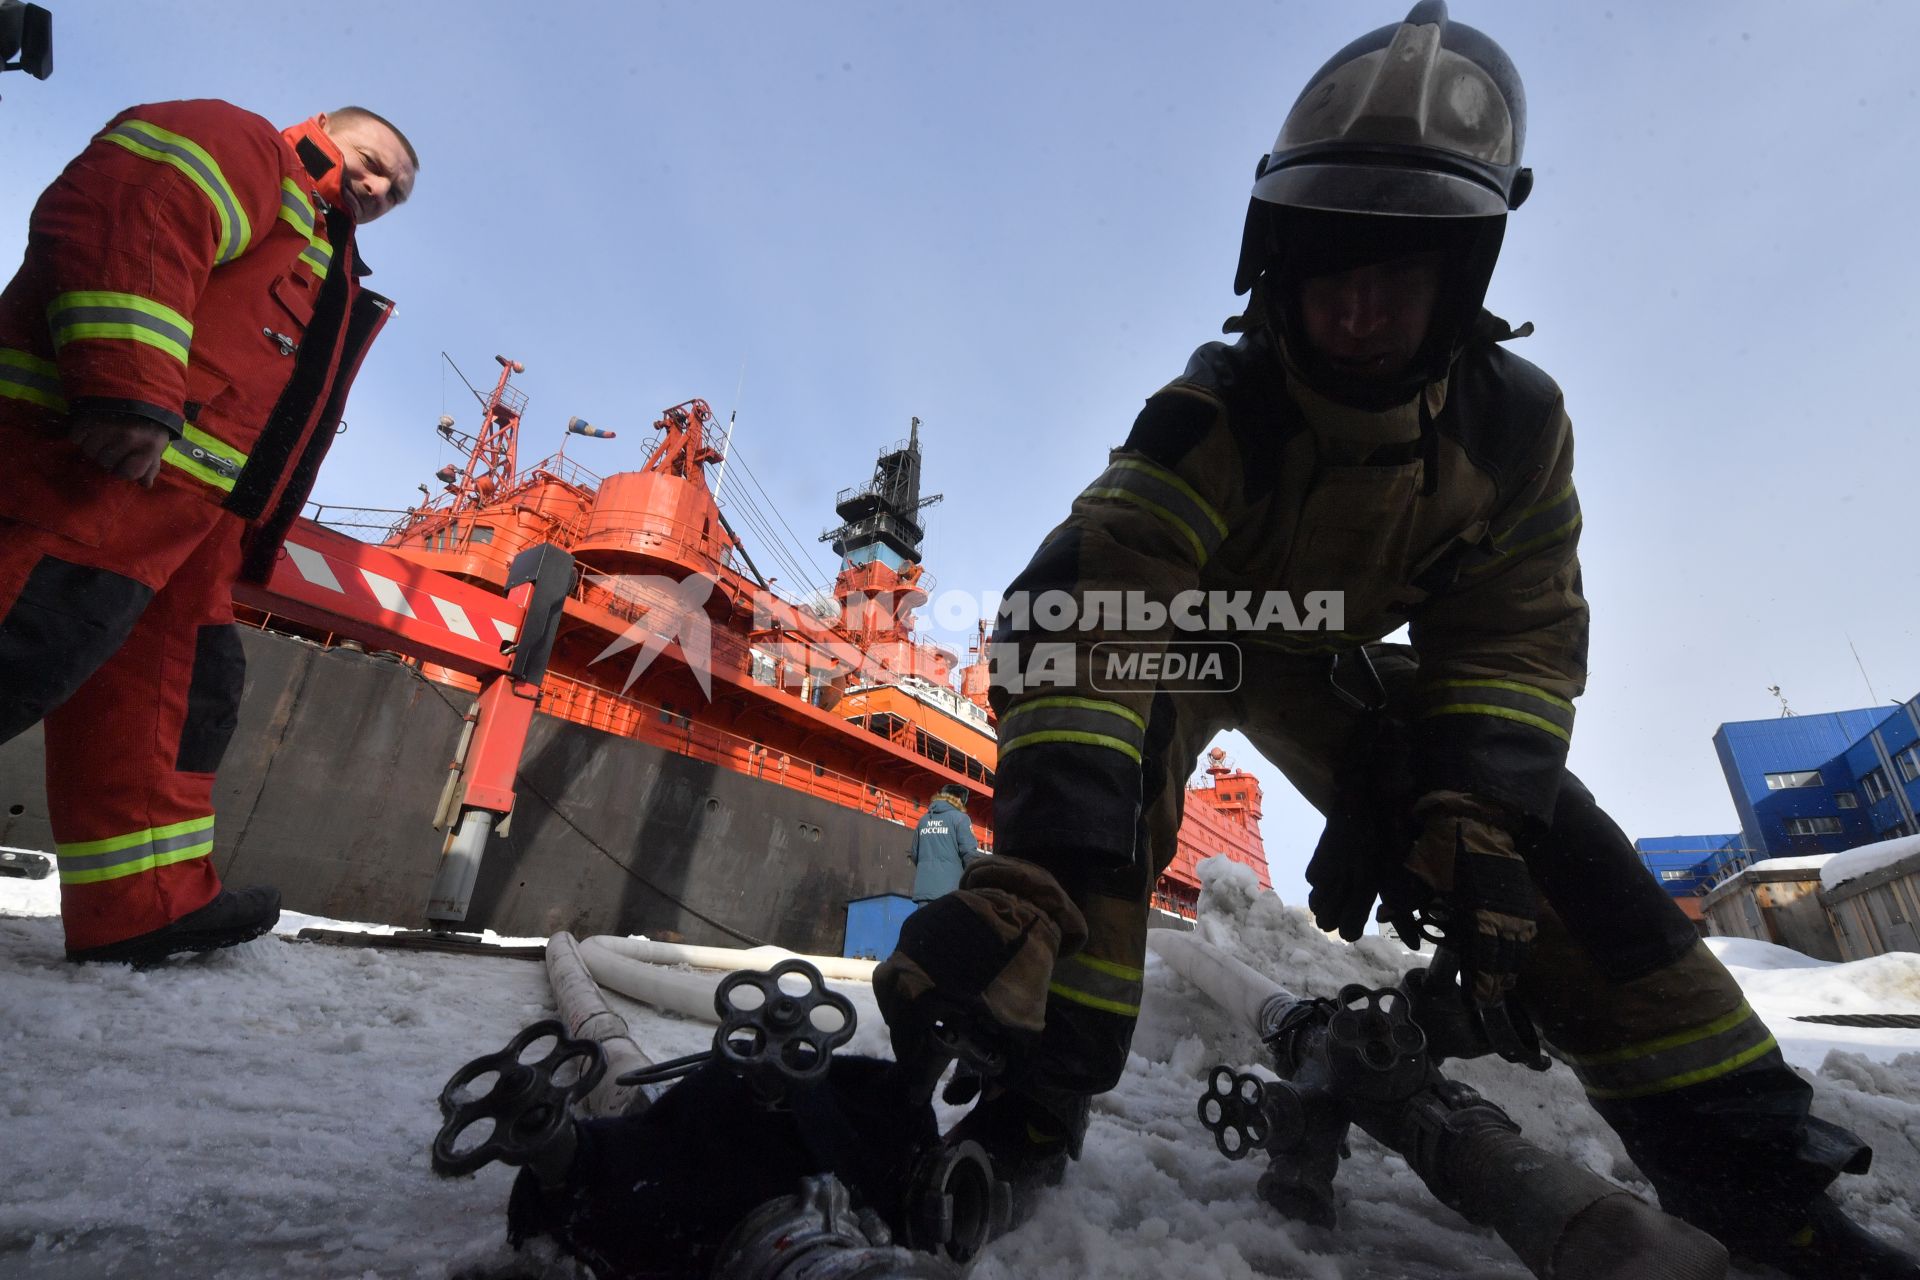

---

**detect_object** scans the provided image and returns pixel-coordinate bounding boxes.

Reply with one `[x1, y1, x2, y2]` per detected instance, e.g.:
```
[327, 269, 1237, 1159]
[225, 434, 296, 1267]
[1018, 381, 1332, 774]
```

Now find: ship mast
[434, 354, 526, 513]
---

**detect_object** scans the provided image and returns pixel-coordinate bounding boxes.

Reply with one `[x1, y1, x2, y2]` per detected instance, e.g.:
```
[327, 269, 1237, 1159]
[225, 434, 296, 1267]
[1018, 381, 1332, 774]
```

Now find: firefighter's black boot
[67, 885, 281, 966]
[1729, 1194, 1920, 1280]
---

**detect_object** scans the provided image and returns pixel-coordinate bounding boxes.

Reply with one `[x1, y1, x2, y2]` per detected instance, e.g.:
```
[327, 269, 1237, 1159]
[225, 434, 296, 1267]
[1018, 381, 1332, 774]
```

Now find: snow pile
[1739, 853, 1834, 874]
[4, 862, 1920, 1278]
[1822, 834, 1920, 892]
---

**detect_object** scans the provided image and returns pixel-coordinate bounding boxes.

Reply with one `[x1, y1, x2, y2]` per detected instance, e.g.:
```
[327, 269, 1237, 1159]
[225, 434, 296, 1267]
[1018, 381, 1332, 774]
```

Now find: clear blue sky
[5, 2, 1918, 893]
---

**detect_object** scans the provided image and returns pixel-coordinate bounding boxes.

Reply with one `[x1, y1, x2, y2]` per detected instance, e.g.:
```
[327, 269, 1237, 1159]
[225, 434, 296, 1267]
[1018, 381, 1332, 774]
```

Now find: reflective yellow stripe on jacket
[1048, 952, 1144, 1018]
[99, 118, 253, 264]
[0, 347, 67, 411]
[47, 290, 194, 366]
[277, 179, 333, 280]
[300, 238, 333, 280]
[1420, 677, 1575, 744]
[1080, 457, 1228, 567]
[999, 696, 1146, 764]
[1462, 480, 1582, 579]
[1559, 1000, 1779, 1100]
[162, 421, 249, 492]
[277, 178, 316, 236]
[57, 815, 215, 886]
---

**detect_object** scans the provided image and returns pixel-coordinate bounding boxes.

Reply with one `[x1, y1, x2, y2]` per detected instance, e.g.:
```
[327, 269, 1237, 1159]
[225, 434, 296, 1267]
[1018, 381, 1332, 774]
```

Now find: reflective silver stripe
[1560, 1002, 1779, 1100]
[1464, 482, 1582, 576]
[161, 422, 249, 493]
[1080, 457, 1228, 566]
[300, 239, 333, 279]
[166, 439, 243, 481]
[278, 181, 316, 234]
[999, 696, 1146, 762]
[99, 120, 251, 263]
[1421, 678, 1575, 744]
[0, 348, 67, 411]
[56, 816, 216, 885]
[46, 303, 193, 353]
[1048, 953, 1145, 1017]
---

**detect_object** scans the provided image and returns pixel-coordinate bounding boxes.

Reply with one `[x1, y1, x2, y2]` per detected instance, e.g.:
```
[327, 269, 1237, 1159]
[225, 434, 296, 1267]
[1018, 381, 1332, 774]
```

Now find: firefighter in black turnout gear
[875, 5, 1919, 1275]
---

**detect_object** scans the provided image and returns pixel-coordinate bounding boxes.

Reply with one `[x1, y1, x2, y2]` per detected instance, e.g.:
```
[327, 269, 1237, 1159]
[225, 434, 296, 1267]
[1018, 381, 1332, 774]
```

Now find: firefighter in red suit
[0, 101, 418, 964]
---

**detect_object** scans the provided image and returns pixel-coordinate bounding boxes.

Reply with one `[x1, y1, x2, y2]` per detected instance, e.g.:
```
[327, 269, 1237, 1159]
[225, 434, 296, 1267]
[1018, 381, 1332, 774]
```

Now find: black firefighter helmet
[1236, 2, 1532, 406]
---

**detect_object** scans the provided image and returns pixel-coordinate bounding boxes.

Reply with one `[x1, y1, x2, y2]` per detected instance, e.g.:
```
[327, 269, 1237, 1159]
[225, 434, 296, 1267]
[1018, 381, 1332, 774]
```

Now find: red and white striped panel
[237, 520, 523, 676]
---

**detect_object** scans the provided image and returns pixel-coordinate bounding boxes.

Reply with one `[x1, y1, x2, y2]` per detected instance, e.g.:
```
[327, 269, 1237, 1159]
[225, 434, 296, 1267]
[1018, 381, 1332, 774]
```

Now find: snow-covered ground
[4, 862, 1919, 1279]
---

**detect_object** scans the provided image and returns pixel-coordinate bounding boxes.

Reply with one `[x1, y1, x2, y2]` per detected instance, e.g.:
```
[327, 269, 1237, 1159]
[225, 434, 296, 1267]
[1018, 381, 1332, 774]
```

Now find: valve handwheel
[714, 959, 857, 1101]
[1197, 1065, 1270, 1160]
[432, 1019, 606, 1176]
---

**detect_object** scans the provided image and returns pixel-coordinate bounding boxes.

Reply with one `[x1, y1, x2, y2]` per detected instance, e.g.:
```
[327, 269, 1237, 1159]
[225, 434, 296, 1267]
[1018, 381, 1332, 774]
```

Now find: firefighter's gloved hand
[1403, 793, 1536, 1009]
[1305, 712, 1420, 942]
[874, 857, 1088, 1076]
[1306, 810, 1424, 943]
[1402, 947, 1549, 1070]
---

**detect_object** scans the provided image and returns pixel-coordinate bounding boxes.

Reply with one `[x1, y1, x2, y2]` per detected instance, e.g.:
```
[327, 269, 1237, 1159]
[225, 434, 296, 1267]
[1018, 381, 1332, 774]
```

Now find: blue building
[1638, 692, 1920, 894]
[1635, 835, 1746, 896]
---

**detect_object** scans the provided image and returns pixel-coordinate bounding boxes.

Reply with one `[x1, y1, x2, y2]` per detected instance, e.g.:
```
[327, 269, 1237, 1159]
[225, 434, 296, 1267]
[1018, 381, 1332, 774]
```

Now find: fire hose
[430, 958, 999, 1279]
[1149, 930, 1729, 1280]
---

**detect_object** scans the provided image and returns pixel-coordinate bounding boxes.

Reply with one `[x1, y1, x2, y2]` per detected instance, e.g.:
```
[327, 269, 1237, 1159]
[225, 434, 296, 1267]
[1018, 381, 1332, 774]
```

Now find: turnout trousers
[0, 447, 248, 954]
[1022, 643, 1868, 1240]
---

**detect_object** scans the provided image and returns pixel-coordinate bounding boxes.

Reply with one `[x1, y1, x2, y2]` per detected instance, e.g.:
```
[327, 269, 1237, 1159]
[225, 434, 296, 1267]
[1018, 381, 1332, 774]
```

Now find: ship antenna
[441, 350, 490, 411]
[711, 358, 747, 507]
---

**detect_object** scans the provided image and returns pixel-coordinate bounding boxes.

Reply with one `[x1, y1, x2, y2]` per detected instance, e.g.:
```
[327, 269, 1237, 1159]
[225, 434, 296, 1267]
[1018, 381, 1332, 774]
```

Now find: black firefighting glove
[1305, 716, 1422, 941]
[1400, 946, 1549, 1070]
[873, 857, 1088, 1081]
[1402, 792, 1537, 1008]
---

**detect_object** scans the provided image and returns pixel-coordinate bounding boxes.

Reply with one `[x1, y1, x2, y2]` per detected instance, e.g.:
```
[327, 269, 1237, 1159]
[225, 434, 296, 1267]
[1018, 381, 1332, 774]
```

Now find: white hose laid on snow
[583, 935, 878, 983]
[576, 937, 738, 1022]
[1146, 930, 1294, 1035]
[544, 931, 653, 1116]
[575, 937, 874, 1027]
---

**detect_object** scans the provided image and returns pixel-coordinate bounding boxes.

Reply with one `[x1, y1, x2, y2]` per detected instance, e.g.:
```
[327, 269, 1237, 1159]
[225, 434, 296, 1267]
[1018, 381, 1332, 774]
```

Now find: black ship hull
[0, 630, 916, 954]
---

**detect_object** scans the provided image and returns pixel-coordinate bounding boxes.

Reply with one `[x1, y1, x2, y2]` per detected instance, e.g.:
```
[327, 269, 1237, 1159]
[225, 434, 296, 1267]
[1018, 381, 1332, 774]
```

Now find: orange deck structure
[287, 355, 1269, 915]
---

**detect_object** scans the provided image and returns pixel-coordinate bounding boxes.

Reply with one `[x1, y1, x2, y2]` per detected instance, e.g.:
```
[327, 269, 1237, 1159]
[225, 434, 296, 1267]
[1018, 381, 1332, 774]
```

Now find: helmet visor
[1253, 158, 1509, 219]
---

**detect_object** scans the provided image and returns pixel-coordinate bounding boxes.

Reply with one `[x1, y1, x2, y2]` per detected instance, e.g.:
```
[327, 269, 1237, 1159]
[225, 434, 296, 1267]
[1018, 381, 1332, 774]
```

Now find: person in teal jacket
[908, 786, 982, 903]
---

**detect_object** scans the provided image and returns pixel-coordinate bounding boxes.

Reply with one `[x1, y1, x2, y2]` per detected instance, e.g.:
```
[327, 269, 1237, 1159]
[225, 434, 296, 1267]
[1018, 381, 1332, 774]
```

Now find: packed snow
[1822, 834, 1920, 892]
[1733, 854, 1834, 875]
[4, 860, 1919, 1279]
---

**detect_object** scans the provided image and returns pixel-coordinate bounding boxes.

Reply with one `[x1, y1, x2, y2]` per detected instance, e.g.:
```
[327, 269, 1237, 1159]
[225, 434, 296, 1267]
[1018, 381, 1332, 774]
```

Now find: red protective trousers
[0, 452, 246, 953]
[0, 100, 393, 953]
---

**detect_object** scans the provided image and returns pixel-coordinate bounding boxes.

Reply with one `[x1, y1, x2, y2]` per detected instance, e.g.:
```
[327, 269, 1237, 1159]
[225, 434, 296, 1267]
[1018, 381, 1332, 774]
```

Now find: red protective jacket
[0, 99, 394, 579]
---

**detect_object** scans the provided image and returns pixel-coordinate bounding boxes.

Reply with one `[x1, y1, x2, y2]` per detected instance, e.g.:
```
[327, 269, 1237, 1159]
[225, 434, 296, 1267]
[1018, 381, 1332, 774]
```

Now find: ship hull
[0, 629, 917, 954]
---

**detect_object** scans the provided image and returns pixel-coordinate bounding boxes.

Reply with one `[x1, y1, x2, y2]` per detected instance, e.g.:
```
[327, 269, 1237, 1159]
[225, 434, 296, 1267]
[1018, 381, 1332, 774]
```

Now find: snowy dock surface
[4, 863, 1918, 1278]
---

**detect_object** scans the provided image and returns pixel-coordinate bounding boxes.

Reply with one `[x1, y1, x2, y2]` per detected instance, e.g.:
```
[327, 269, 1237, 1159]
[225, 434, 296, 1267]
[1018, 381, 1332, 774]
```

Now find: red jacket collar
[280, 116, 349, 217]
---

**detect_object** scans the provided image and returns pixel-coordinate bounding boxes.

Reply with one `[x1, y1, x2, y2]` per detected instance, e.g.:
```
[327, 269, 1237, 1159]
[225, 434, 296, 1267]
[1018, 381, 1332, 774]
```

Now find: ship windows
[470, 526, 494, 545]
